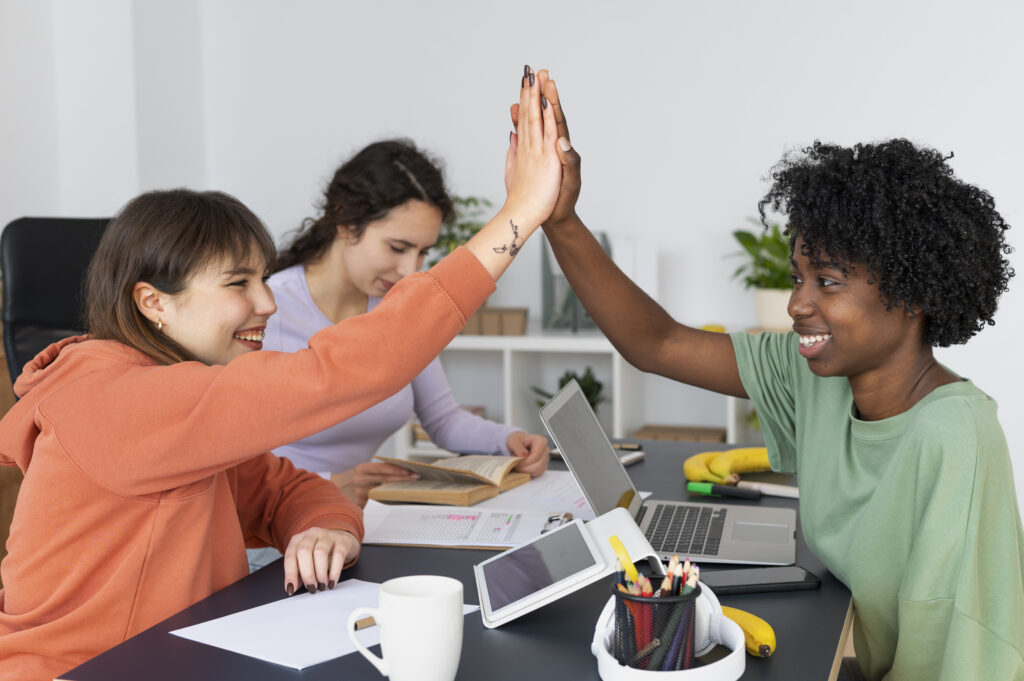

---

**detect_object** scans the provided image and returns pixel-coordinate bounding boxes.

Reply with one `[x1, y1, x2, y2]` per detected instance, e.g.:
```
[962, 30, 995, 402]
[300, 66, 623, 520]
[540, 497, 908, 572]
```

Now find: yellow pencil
[608, 535, 639, 583]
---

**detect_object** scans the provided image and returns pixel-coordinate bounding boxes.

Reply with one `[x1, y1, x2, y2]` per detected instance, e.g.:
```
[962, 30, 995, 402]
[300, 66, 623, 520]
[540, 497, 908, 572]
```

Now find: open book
[367, 455, 530, 506]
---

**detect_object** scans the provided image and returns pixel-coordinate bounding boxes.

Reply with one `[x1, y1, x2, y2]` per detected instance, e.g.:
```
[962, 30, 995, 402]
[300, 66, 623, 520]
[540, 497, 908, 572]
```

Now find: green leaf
[729, 219, 792, 290]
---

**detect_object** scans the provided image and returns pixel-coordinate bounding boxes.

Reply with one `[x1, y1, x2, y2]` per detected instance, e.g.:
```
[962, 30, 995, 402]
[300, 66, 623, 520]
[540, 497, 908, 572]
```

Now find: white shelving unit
[388, 324, 765, 460]
[391, 323, 647, 460]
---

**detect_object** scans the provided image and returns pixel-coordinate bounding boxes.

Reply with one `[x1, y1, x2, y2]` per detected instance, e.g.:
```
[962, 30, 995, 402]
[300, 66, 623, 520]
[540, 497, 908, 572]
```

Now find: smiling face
[339, 200, 442, 298]
[151, 252, 277, 365]
[788, 237, 922, 380]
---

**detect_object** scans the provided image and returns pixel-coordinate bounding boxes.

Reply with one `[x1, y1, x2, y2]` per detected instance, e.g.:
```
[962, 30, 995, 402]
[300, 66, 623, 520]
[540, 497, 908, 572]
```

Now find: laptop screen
[539, 380, 643, 517]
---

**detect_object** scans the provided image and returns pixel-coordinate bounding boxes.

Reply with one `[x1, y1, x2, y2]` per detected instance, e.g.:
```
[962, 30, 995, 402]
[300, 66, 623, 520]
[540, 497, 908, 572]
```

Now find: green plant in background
[426, 196, 493, 268]
[531, 367, 606, 411]
[730, 218, 792, 290]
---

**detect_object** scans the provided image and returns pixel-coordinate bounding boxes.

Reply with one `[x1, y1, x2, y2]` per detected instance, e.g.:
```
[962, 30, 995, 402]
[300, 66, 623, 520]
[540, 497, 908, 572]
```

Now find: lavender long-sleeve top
[264, 265, 518, 474]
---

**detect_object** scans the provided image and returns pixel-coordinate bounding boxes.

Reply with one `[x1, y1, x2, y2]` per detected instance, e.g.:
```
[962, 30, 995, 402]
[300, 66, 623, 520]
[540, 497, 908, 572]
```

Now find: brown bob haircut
[85, 189, 277, 365]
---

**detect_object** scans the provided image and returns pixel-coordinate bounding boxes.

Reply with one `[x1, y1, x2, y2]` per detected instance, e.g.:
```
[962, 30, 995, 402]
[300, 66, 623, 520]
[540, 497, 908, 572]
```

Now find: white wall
[2, 0, 1022, 512]
[0, 1, 59, 228]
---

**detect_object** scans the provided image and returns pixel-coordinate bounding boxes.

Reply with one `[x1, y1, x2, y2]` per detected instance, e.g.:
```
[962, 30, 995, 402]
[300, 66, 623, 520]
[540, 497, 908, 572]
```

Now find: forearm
[542, 215, 678, 372]
[543, 216, 745, 395]
[235, 454, 364, 550]
[464, 205, 541, 281]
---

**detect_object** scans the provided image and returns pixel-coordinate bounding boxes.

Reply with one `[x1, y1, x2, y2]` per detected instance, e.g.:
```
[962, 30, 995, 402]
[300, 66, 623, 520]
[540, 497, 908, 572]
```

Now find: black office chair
[1, 217, 110, 386]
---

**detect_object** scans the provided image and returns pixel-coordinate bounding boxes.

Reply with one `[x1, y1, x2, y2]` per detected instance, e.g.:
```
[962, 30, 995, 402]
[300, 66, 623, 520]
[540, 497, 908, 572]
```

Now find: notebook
[539, 380, 796, 565]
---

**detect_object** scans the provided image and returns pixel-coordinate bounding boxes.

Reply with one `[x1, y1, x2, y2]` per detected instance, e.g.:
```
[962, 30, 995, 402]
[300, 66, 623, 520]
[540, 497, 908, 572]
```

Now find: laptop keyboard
[644, 504, 726, 556]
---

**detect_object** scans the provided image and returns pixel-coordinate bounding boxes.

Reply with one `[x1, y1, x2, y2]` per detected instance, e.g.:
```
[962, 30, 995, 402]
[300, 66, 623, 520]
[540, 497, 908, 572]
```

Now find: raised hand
[463, 65, 562, 280]
[501, 65, 562, 229]
[509, 71, 581, 228]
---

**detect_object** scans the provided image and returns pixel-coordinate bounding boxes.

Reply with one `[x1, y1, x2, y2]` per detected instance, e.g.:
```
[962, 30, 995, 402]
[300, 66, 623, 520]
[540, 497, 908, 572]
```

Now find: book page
[375, 454, 518, 486]
[373, 479, 485, 493]
[374, 456, 490, 485]
[430, 455, 519, 485]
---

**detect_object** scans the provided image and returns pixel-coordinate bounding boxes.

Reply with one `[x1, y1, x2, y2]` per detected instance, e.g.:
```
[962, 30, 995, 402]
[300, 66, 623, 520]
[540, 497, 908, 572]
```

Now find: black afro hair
[758, 138, 1014, 347]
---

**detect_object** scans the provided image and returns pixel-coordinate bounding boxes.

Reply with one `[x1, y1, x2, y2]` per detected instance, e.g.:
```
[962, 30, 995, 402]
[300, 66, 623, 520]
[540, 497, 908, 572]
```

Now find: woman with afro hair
[535, 79, 1022, 680]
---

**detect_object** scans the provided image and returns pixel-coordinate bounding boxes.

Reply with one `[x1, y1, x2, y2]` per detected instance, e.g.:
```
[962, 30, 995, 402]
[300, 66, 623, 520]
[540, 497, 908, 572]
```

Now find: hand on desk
[283, 527, 360, 596]
[331, 462, 419, 507]
[506, 431, 550, 477]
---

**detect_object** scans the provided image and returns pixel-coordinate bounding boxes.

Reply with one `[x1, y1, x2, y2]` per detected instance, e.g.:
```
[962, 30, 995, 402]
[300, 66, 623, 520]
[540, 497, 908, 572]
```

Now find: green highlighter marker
[686, 481, 762, 500]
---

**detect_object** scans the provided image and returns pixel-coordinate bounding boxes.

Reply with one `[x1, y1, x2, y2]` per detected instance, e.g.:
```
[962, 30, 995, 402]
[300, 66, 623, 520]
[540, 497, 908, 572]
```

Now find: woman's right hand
[501, 65, 563, 228]
[509, 71, 581, 229]
[331, 462, 418, 507]
[462, 65, 561, 281]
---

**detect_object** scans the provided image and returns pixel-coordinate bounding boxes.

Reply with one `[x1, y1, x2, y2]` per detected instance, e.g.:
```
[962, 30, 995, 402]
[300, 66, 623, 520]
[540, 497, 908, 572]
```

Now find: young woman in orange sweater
[0, 65, 563, 680]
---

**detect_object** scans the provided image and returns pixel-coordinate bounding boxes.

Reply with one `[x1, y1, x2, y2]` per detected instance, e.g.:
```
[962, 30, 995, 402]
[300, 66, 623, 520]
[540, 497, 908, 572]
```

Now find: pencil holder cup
[592, 580, 746, 681]
[610, 580, 701, 671]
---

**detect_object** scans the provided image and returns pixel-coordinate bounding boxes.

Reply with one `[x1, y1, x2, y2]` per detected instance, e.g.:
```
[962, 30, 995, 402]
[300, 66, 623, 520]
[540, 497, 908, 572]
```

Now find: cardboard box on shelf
[631, 424, 727, 443]
[460, 307, 527, 335]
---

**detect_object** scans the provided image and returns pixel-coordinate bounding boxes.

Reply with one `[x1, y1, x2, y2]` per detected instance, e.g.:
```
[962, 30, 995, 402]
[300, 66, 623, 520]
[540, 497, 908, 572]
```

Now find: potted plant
[425, 196, 492, 268]
[531, 367, 606, 411]
[730, 218, 793, 331]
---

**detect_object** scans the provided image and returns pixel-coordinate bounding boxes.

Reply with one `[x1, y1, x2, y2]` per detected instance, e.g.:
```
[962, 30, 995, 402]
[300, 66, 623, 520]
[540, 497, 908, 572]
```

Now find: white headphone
[591, 582, 746, 680]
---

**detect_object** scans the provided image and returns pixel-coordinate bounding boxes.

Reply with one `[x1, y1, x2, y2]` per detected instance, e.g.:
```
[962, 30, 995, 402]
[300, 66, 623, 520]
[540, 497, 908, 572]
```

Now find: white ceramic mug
[347, 575, 464, 681]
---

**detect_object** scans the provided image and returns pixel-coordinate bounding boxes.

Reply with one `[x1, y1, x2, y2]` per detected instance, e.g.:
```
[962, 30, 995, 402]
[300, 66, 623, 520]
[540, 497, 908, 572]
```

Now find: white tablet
[474, 519, 606, 628]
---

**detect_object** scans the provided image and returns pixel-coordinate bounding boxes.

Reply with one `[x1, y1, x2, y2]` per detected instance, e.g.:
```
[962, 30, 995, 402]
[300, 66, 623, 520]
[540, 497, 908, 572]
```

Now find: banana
[683, 451, 738, 485]
[707, 447, 771, 480]
[721, 605, 776, 658]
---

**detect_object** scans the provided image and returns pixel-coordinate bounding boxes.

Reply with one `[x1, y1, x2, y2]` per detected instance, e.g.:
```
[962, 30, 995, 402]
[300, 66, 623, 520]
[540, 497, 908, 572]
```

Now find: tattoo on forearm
[492, 219, 523, 257]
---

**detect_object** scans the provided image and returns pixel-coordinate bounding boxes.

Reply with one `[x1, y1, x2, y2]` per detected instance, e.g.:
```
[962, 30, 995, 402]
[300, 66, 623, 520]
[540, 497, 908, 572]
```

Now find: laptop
[539, 380, 796, 566]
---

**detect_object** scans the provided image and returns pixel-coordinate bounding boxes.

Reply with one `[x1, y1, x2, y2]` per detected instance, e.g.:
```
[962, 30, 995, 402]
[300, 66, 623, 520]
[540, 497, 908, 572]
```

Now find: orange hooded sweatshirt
[0, 248, 493, 680]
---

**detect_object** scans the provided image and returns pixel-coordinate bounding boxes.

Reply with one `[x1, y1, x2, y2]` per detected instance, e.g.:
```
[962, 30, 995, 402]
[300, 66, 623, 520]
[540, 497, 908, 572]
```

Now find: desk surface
[62, 440, 851, 681]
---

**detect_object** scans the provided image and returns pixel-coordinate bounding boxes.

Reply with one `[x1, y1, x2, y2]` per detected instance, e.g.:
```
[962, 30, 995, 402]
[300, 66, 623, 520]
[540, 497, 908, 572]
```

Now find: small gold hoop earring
[157, 320, 163, 331]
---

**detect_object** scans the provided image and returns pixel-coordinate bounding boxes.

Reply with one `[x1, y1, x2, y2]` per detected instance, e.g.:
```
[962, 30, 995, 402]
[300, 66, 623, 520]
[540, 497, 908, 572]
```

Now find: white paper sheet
[362, 502, 564, 548]
[474, 469, 595, 520]
[170, 578, 478, 670]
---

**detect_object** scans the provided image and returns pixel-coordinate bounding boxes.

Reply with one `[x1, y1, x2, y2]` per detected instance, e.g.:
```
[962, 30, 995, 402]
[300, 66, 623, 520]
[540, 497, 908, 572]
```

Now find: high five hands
[463, 65, 563, 279]
[501, 65, 564, 231]
[509, 69, 582, 228]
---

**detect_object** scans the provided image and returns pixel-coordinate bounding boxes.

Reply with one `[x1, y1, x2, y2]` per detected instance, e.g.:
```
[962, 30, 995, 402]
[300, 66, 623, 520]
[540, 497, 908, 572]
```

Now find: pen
[550, 443, 643, 456]
[686, 481, 761, 500]
[736, 480, 800, 499]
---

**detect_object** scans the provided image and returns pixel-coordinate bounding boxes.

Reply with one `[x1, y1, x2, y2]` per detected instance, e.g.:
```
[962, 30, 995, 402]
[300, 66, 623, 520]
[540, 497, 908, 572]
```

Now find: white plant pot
[754, 288, 792, 331]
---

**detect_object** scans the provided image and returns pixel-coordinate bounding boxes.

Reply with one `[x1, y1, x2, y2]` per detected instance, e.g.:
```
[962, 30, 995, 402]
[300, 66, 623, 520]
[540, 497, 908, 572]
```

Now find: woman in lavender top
[267, 139, 550, 507]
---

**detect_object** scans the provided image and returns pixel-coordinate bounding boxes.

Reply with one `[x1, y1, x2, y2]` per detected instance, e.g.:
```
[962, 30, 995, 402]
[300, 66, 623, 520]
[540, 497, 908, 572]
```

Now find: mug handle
[347, 606, 388, 676]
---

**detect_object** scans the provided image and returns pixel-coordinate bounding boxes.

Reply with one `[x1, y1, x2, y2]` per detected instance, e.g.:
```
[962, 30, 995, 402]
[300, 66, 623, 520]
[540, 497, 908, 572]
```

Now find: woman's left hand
[506, 431, 550, 477]
[282, 527, 361, 596]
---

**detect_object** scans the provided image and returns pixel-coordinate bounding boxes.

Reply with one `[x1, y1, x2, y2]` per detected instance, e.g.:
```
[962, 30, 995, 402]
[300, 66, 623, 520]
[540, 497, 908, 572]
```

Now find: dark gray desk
[61, 440, 851, 681]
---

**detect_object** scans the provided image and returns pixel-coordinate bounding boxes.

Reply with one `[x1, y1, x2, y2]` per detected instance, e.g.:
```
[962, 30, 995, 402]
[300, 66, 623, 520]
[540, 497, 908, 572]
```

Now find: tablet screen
[481, 523, 599, 612]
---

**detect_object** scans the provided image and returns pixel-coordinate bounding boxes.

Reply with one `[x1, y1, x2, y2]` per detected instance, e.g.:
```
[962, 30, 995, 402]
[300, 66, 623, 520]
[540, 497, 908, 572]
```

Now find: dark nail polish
[318, 582, 326, 592]
[286, 583, 294, 596]
[306, 584, 316, 594]
[529, 71, 535, 86]
[523, 64, 529, 79]
[541, 95, 548, 110]
[329, 580, 336, 590]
